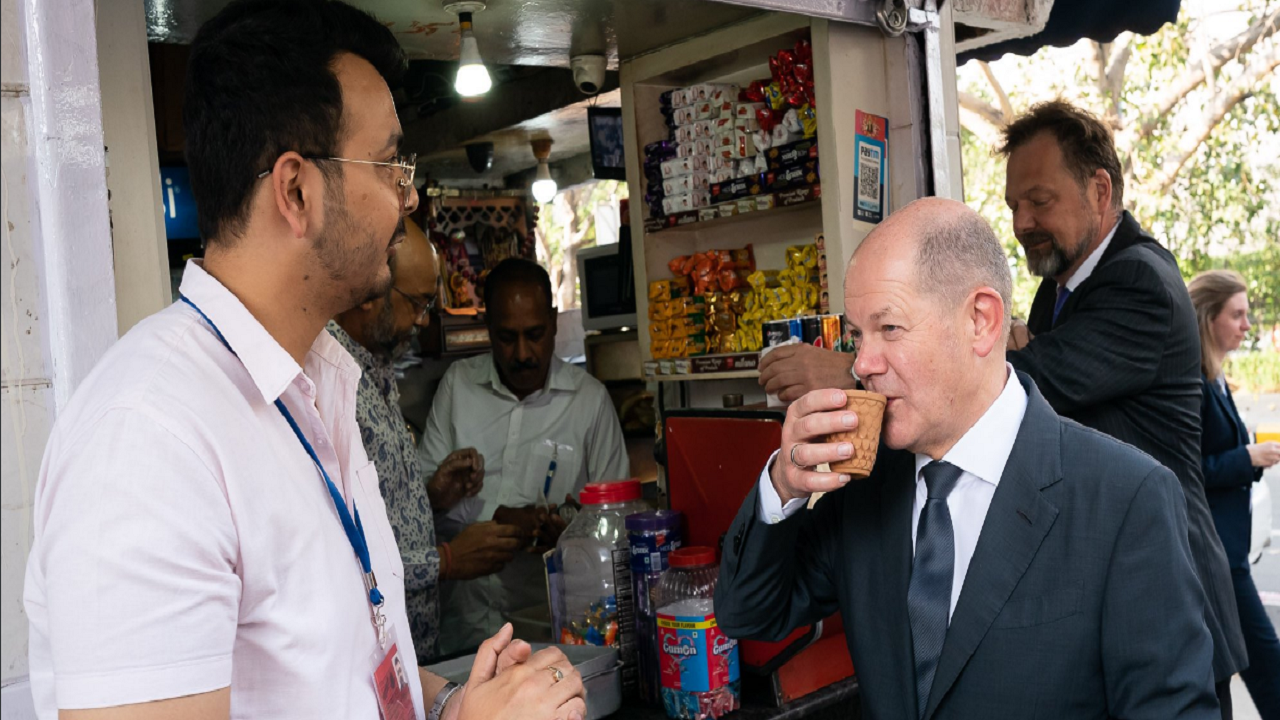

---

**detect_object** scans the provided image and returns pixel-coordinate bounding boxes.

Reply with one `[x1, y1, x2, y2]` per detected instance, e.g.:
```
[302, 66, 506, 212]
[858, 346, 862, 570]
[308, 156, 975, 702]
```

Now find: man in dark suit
[716, 197, 1218, 719]
[1000, 101, 1246, 712]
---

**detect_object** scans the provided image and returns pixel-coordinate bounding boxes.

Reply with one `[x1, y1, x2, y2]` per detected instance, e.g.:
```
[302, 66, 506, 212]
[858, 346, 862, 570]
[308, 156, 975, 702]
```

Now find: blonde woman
[1189, 269, 1280, 718]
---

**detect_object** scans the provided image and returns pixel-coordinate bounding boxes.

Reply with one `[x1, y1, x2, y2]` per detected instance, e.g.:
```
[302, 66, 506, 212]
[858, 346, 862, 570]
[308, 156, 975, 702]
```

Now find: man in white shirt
[714, 197, 1218, 719]
[24, 2, 584, 718]
[422, 258, 629, 655]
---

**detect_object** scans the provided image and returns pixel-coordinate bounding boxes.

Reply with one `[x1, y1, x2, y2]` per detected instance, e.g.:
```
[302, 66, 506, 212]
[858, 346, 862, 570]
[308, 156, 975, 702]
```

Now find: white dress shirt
[24, 261, 423, 719]
[421, 353, 629, 654]
[1062, 219, 1120, 293]
[757, 366, 1028, 619]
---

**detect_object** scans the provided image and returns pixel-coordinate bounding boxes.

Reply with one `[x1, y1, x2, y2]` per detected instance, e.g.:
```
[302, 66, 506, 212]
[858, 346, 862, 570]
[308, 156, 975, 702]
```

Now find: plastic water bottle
[551, 479, 648, 695]
[655, 547, 740, 719]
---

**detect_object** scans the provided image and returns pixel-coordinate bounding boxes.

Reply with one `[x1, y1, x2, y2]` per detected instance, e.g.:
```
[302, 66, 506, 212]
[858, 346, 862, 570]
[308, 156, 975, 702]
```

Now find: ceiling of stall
[146, 0, 763, 186]
[145, 0, 761, 68]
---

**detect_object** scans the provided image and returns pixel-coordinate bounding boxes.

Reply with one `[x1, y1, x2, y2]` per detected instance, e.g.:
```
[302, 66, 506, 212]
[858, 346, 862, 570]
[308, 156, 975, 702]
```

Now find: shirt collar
[179, 259, 358, 403]
[476, 354, 576, 399]
[914, 364, 1029, 488]
[1062, 218, 1120, 293]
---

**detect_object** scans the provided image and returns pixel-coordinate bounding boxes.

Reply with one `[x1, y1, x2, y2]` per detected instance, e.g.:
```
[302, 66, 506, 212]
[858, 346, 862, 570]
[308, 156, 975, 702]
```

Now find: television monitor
[587, 106, 626, 181]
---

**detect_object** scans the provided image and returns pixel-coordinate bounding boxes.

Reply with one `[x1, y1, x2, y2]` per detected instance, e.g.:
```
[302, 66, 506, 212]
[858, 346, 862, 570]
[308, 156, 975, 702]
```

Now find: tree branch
[1105, 34, 1134, 127]
[1152, 40, 1280, 192]
[978, 61, 1014, 121]
[1133, 8, 1279, 143]
[958, 91, 1006, 129]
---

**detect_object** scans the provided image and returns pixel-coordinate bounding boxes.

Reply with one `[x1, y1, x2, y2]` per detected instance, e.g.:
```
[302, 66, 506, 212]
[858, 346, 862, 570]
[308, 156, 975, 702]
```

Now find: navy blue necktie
[908, 460, 963, 718]
[1052, 286, 1072, 325]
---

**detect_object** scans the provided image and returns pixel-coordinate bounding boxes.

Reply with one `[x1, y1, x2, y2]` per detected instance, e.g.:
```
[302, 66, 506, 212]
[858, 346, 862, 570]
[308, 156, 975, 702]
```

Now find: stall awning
[959, 0, 1182, 64]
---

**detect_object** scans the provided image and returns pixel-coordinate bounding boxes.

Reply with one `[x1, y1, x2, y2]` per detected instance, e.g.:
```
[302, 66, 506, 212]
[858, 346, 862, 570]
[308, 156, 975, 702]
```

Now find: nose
[415, 308, 432, 330]
[515, 336, 534, 364]
[1011, 204, 1036, 237]
[852, 337, 885, 381]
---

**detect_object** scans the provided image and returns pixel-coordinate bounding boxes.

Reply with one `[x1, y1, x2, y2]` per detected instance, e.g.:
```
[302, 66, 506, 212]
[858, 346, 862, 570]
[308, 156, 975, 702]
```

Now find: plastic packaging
[656, 547, 740, 719]
[552, 479, 649, 695]
[627, 510, 684, 705]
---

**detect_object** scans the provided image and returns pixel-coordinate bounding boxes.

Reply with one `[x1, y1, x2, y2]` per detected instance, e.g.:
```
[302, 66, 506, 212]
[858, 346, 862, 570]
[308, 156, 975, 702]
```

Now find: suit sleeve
[1009, 258, 1170, 415]
[1200, 385, 1262, 490]
[1102, 466, 1219, 720]
[714, 458, 843, 642]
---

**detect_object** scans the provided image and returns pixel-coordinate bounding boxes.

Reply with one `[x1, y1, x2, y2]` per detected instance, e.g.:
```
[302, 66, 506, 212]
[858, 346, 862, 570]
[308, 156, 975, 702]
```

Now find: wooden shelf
[645, 185, 821, 236]
[651, 369, 760, 383]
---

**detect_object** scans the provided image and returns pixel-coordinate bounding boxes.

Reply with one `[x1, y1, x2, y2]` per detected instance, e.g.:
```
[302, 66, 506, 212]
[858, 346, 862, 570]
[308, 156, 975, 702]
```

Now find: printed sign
[854, 110, 888, 223]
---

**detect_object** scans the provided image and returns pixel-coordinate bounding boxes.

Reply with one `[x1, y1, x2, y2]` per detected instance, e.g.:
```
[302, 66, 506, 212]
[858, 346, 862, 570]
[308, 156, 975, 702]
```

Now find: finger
[795, 409, 859, 440]
[790, 439, 855, 468]
[787, 467, 853, 494]
[489, 536, 524, 552]
[490, 523, 526, 539]
[778, 383, 807, 403]
[496, 639, 532, 674]
[527, 647, 571, 674]
[468, 622, 514, 685]
[763, 369, 802, 396]
[556, 697, 588, 720]
[545, 666, 586, 708]
[793, 389, 850, 420]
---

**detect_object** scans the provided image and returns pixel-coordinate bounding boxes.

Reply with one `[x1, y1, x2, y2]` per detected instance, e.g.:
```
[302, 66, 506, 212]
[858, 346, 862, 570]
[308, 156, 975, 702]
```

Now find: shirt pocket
[355, 462, 404, 582]
[991, 580, 1083, 629]
[525, 439, 581, 507]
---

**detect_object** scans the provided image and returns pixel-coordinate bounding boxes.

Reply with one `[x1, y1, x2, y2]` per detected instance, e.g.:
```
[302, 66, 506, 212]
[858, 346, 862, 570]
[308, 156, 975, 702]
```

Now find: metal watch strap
[428, 681, 462, 720]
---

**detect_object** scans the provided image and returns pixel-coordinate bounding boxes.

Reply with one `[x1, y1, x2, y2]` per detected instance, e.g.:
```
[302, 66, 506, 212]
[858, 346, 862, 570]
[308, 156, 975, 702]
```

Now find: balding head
[863, 197, 1013, 337]
[844, 197, 1012, 459]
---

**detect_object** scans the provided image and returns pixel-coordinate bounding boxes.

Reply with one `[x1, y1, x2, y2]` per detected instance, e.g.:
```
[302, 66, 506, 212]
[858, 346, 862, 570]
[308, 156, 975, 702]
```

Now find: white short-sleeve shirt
[24, 260, 424, 719]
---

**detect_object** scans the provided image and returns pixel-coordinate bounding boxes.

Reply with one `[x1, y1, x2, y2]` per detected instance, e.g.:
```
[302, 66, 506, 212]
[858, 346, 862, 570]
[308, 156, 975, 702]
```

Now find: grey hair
[913, 209, 1013, 336]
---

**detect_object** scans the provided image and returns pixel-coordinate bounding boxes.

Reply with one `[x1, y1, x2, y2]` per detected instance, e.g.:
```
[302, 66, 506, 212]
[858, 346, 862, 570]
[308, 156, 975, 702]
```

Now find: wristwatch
[428, 681, 463, 720]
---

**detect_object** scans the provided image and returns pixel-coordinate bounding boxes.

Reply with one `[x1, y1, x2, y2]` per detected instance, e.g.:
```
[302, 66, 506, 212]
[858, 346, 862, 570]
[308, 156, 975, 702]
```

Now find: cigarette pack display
[676, 142, 699, 159]
[734, 102, 766, 119]
[662, 172, 710, 196]
[673, 106, 697, 125]
[765, 139, 819, 171]
[674, 125, 697, 144]
[764, 161, 819, 192]
[662, 192, 710, 215]
[734, 117, 760, 133]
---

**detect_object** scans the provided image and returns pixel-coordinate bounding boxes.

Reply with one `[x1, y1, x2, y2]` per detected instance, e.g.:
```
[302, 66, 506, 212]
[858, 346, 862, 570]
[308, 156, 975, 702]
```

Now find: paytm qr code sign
[854, 110, 888, 224]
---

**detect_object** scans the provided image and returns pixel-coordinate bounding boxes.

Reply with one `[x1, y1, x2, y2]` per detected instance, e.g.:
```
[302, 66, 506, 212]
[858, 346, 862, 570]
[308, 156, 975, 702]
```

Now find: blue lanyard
[179, 297, 387, 629]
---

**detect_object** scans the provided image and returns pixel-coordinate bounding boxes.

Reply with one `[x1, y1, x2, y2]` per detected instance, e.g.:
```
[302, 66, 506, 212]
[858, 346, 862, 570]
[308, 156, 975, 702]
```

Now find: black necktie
[908, 460, 963, 718]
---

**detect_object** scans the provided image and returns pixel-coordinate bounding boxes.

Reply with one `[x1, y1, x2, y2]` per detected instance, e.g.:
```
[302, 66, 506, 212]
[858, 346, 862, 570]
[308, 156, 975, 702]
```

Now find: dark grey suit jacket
[1008, 211, 1246, 680]
[715, 374, 1218, 720]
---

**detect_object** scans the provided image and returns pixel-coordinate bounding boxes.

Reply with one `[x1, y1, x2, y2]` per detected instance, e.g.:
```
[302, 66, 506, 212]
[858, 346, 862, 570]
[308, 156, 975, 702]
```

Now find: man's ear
[970, 287, 1005, 359]
[1092, 168, 1113, 215]
[268, 151, 320, 240]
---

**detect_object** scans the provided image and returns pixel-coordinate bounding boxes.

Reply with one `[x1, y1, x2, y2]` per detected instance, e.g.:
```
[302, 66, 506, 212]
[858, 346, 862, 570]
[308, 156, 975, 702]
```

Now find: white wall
[2, 0, 120, 711]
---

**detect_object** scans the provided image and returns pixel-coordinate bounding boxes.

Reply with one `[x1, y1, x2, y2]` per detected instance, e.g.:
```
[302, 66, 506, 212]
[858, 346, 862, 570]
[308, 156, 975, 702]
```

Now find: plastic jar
[655, 547, 741, 719]
[627, 510, 684, 704]
[551, 480, 648, 692]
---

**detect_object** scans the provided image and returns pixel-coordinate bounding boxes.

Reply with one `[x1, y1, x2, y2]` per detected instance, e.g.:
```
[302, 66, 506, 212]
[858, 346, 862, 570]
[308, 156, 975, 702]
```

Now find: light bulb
[454, 29, 491, 97]
[532, 178, 558, 204]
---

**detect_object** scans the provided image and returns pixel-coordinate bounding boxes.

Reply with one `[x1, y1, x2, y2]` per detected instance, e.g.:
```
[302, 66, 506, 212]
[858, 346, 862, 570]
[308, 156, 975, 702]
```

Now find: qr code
[858, 154, 881, 206]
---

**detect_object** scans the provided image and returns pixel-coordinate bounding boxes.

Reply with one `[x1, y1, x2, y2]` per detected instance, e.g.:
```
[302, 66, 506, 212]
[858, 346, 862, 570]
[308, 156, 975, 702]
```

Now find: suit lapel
[1026, 279, 1056, 335]
[875, 450, 920, 718]
[923, 377, 1062, 719]
[1218, 381, 1249, 444]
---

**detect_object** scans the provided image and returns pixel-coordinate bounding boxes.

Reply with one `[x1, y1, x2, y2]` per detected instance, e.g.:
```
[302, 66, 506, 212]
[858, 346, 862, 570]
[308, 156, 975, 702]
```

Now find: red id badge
[373, 638, 417, 720]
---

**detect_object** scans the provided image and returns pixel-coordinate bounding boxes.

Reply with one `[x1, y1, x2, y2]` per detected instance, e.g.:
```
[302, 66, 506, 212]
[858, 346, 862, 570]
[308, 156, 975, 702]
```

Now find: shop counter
[610, 678, 860, 720]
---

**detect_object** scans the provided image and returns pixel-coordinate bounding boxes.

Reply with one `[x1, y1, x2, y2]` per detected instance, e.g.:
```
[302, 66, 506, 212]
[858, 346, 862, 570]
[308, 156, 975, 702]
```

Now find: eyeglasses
[393, 286, 437, 322]
[257, 154, 418, 214]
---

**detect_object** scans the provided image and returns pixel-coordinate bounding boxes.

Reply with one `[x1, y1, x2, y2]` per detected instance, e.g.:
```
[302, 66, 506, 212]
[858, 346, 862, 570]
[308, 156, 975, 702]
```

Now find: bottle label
[656, 612, 739, 692]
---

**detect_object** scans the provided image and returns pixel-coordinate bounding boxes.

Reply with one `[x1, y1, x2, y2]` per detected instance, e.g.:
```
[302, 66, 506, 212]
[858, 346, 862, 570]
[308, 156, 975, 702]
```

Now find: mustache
[511, 359, 540, 371]
[1017, 230, 1056, 248]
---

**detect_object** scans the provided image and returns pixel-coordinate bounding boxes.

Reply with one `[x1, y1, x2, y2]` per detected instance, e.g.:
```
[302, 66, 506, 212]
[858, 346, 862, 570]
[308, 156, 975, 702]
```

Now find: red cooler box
[661, 408, 855, 706]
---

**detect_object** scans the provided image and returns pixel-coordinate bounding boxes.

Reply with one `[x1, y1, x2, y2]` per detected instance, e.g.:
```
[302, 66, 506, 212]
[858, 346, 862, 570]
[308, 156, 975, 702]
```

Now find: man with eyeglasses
[23, 1, 588, 718]
[330, 218, 525, 665]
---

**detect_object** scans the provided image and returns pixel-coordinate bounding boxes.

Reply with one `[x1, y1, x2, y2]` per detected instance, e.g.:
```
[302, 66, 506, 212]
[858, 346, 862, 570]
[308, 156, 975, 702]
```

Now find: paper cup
[826, 390, 887, 478]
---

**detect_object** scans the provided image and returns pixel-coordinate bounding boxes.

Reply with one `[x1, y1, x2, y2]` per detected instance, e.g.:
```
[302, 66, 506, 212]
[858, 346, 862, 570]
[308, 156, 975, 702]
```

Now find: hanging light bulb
[531, 160, 557, 203]
[446, 3, 491, 97]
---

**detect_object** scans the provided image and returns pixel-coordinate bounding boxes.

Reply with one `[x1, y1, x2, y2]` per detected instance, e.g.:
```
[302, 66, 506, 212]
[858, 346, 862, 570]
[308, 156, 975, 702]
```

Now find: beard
[367, 296, 418, 361]
[313, 177, 402, 312]
[1018, 214, 1098, 279]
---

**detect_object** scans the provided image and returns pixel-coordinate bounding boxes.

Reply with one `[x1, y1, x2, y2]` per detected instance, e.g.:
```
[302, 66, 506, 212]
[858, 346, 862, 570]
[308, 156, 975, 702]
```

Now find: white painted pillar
[98, 0, 172, 334]
[22, 0, 119, 412]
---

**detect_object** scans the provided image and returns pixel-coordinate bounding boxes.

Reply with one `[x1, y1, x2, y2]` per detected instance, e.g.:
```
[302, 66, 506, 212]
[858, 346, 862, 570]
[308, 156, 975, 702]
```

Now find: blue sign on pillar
[160, 166, 201, 240]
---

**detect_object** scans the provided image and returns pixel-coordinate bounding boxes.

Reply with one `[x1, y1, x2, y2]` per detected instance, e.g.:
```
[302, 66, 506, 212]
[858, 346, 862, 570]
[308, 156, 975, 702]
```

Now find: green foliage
[1227, 350, 1280, 394]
